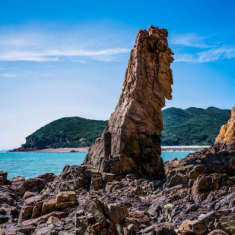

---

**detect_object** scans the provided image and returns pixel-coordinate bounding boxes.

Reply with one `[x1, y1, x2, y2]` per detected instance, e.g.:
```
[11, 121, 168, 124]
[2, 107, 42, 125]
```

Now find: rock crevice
[84, 26, 174, 179]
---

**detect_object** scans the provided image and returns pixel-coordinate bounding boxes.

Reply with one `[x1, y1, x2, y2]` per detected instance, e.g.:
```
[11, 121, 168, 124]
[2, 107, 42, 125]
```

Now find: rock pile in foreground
[1, 143, 235, 235]
[84, 25, 174, 179]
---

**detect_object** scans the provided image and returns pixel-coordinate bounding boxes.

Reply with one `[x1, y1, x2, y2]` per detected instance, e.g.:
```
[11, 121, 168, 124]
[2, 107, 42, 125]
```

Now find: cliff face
[209, 106, 235, 153]
[83, 26, 174, 179]
[215, 106, 235, 144]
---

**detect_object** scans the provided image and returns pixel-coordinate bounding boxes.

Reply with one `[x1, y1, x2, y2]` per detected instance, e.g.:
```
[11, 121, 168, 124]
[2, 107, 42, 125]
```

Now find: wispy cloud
[0, 73, 16, 78]
[170, 33, 214, 49]
[0, 28, 131, 62]
[170, 32, 235, 63]
[0, 48, 130, 62]
[0, 71, 54, 78]
[70, 59, 87, 63]
[198, 45, 235, 62]
[174, 45, 235, 63]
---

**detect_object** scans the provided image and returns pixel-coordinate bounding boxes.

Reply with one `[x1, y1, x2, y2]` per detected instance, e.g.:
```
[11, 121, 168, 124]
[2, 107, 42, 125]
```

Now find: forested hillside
[21, 107, 230, 149]
[161, 107, 230, 145]
[22, 117, 107, 149]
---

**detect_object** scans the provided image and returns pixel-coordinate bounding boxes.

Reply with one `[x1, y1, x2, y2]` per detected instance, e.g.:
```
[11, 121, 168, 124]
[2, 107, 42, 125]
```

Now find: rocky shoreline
[1, 141, 235, 234]
[1, 26, 235, 235]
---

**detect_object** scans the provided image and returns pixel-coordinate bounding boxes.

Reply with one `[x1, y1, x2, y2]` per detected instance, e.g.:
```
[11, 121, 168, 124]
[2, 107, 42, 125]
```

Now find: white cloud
[0, 73, 16, 78]
[0, 28, 131, 62]
[170, 33, 214, 48]
[175, 45, 235, 63]
[0, 48, 130, 62]
[70, 59, 87, 63]
[198, 45, 235, 62]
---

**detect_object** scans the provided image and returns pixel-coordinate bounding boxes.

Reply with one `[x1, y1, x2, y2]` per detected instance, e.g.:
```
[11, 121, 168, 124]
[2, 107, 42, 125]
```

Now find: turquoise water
[0, 151, 193, 179]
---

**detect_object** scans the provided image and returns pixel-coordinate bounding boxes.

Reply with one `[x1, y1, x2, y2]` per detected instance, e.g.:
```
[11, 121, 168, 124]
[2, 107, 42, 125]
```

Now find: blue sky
[0, 0, 235, 149]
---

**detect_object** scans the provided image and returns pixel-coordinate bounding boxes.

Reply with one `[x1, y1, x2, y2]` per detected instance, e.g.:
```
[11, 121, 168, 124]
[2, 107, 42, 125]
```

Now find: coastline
[31, 147, 89, 153]
[10, 147, 89, 153]
[161, 145, 210, 152]
[8, 146, 210, 153]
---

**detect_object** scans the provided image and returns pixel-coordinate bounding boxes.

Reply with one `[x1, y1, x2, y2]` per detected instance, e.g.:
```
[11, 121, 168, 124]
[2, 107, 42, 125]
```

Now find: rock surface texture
[209, 106, 235, 153]
[84, 26, 174, 179]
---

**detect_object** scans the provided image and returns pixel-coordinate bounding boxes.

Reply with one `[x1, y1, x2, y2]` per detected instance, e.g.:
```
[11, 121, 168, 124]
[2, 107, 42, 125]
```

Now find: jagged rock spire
[83, 26, 174, 179]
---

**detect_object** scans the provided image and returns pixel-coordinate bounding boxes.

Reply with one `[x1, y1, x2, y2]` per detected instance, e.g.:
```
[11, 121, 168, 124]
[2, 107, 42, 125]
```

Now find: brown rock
[108, 203, 129, 224]
[56, 191, 77, 203]
[191, 173, 234, 195]
[0, 171, 7, 186]
[210, 106, 235, 153]
[18, 195, 42, 222]
[22, 191, 37, 200]
[216, 107, 235, 144]
[19, 225, 36, 234]
[11, 176, 26, 194]
[47, 216, 61, 226]
[83, 26, 174, 179]
[90, 174, 103, 190]
[42, 198, 57, 215]
[21, 211, 68, 227]
[41, 165, 96, 196]
[11, 173, 56, 195]
[208, 230, 228, 235]
[129, 210, 150, 226]
[0, 228, 5, 235]
[33, 223, 57, 235]
[102, 173, 115, 183]
[178, 219, 192, 234]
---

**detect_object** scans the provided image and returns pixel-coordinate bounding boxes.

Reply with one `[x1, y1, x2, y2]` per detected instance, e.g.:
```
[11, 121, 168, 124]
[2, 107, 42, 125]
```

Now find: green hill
[21, 107, 230, 149]
[161, 107, 230, 145]
[22, 117, 107, 149]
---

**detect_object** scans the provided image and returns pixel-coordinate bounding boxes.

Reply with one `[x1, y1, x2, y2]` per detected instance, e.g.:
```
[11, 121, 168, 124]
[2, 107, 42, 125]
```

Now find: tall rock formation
[83, 26, 174, 179]
[211, 106, 235, 153]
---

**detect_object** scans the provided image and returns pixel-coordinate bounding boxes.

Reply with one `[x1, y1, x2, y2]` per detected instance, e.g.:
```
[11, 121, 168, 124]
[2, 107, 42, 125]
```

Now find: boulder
[18, 191, 78, 223]
[108, 203, 129, 224]
[11, 173, 56, 195]
[0, 171, 8, 186]
[102, 173, 115, 183]
[47, 216, 61, 226]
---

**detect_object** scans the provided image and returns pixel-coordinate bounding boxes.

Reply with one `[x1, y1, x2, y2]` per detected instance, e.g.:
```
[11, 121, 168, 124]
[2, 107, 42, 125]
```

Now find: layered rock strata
[207, 106, 235, 153]
[84, 26, 174, 179]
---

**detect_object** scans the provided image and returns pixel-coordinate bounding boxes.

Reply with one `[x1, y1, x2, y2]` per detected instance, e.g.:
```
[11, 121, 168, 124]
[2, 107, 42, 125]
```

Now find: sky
[0, 0, 235, 149]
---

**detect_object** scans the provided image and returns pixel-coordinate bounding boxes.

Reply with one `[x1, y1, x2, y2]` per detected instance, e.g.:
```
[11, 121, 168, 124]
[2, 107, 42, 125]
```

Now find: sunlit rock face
[83, 26, 174, 179]
[210, 106, 235, 153]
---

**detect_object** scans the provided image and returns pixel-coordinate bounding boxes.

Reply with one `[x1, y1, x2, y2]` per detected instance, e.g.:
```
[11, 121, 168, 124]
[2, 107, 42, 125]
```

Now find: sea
[0, 151, 193, 179]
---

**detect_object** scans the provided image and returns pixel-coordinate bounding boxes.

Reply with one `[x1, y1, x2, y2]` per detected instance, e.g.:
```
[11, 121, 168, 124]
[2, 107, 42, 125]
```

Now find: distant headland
[10, 106, 230, 152]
